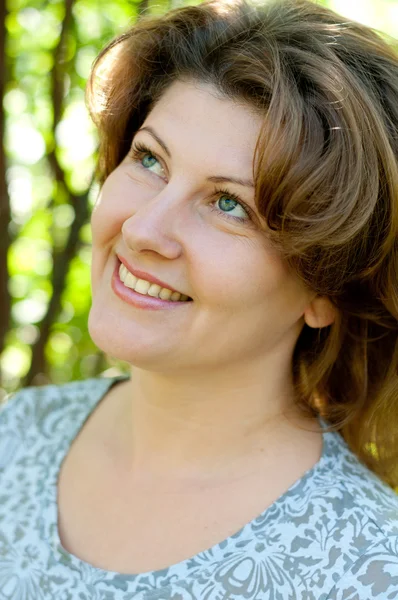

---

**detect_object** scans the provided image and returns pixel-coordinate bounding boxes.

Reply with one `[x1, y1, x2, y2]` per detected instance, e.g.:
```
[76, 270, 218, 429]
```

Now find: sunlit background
[1, 0, 397, 398]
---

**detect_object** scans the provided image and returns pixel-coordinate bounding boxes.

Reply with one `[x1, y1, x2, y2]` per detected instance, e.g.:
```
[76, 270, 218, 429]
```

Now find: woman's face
[89, 79, 316, 373]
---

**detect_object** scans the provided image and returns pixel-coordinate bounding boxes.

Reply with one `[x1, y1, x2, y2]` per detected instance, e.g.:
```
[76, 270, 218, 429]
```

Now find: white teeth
[120, 264, 128, 280]
[124, 271, 138, 288]
[118, 263, 189, 302]
[147, 283, 162, 297]
[135, 279, 151, 294]
[159, 288, 172, 301]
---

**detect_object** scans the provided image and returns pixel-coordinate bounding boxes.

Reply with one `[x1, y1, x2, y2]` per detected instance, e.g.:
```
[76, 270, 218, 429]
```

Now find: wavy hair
[86, 0, 398, 488]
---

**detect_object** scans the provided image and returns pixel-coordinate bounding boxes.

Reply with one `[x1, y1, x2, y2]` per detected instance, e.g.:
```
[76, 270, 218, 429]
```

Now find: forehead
[141, 79, 263, 171]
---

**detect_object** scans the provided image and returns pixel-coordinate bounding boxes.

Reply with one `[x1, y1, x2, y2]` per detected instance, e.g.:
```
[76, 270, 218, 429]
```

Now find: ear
[303, 296, 336, 329]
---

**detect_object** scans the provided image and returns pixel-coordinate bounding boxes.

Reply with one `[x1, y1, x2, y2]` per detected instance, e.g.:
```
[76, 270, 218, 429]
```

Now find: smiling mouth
[118, 262, 193, 302]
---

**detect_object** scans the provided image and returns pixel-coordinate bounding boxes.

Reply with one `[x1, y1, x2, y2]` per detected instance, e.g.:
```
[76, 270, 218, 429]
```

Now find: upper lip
[117, 255, 187, 296]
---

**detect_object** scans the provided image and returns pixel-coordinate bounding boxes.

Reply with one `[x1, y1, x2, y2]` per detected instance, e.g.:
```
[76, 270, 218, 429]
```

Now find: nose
[121, 185, 188, 259]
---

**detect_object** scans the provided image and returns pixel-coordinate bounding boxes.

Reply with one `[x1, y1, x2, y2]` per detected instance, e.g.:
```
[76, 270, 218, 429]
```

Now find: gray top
[0, 375, 397, 599]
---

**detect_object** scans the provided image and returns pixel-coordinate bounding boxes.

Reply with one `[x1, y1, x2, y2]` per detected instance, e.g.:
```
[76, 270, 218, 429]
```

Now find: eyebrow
[137, 126, 255, 189]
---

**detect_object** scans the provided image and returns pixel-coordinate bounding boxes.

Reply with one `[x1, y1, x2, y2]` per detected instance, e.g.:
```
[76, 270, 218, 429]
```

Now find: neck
[110, 358, 318, 484]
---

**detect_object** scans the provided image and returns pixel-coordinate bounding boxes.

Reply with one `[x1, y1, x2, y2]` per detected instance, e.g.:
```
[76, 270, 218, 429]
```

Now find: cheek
[90, 247, 109, 290]
[90, 172, 126, 290]
[91, 187, 125, 246]
[91, 165, 147, 246]
[197, 240, 308, 319]
[192, 238, 288, 307]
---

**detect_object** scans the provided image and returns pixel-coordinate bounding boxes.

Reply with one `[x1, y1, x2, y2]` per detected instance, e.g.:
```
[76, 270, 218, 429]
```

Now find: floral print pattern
[0, 375, 398, 599]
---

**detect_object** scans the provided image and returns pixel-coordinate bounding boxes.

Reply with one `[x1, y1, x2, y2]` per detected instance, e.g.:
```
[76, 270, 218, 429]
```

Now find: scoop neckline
[42, 374, 341, 583]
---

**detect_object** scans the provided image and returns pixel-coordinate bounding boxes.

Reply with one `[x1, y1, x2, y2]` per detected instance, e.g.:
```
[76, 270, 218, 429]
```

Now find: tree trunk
[0, 0, 11, 383]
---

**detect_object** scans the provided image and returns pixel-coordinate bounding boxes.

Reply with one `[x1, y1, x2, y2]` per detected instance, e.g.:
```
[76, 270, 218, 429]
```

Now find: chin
[87, 304, 179, 371]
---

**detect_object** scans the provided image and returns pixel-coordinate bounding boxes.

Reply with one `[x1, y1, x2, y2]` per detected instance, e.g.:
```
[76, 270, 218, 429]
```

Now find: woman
[1, 0, 397, 597]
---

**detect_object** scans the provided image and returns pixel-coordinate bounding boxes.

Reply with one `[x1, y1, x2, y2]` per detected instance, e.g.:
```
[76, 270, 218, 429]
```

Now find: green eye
[213, 192, 250, 223]
[142, 154, 158, 168]
[133, 146, 165, 177]
[218, 196, 239, 212]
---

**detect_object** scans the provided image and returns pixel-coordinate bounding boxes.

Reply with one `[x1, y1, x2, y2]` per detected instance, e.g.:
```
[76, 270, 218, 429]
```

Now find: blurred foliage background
[0, 0, 397, 399]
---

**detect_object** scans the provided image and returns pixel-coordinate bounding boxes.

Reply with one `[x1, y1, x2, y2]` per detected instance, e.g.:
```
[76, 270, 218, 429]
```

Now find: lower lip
[111, 259, 192, 310]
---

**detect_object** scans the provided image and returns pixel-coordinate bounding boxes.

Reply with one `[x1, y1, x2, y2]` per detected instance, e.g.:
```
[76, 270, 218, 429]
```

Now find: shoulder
[325, 535, 398, 599]
[0, 376, 113, 431]
[321, 431, 398, 539]
[266, 427, 398, 597]
[305, 429, 398, 598]
[325, 462, 398, 599]
[283, 427, 398, 539]
[0, 377, 118, 472]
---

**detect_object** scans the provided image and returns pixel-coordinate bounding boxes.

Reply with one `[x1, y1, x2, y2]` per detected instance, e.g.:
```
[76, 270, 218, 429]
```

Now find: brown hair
[86, 0, 398, 488]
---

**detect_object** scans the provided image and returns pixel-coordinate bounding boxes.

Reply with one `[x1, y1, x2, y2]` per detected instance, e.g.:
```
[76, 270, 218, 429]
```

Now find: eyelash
[129, 142, 254, 224]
